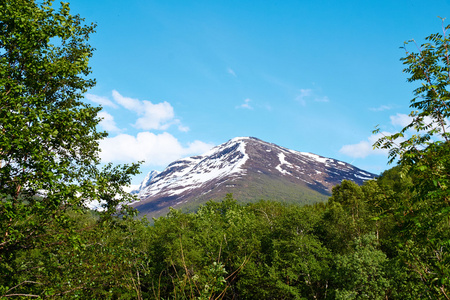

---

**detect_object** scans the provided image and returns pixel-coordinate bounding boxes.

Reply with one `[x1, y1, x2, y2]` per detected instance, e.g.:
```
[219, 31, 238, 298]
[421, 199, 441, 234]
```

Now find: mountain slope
[131, 137, 377, 219]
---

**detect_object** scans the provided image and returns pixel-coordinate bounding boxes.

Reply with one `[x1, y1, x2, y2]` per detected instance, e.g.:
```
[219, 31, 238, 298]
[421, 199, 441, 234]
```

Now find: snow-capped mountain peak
[131, 137, 377, 219]
[137, 137, 249, 199]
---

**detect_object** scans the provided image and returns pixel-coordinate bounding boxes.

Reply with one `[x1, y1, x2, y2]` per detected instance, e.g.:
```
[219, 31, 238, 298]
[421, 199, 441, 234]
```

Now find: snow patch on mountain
[130, 170, 160, 196]
[276, 152, 293, 175]
[137, 138, 249, 199]
[300, 152, 329, 164]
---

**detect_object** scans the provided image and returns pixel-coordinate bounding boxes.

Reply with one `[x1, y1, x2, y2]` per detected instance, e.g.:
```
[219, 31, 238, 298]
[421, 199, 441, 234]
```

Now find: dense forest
[1, 0, 450, 299]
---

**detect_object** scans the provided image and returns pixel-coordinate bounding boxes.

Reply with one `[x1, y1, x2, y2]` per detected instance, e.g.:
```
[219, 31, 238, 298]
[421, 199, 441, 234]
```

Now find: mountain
[130, 170, 160, 196]
[131, 137, 377, 219]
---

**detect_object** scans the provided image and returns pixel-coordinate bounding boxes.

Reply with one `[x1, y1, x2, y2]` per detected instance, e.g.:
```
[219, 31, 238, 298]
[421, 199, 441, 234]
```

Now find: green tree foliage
[136, 196, 331, 299]
[374, 19, 450, 298]
[2, 1, 447, 297]
[331, 234, 390, 300]
[0, 0, 140, 297]
[322, 181, 370, 251]
[136, 180, 425, 299]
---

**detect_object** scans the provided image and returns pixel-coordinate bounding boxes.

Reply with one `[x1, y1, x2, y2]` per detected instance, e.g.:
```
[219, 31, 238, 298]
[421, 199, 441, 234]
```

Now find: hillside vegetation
[1, 0, 450, 298]
[1, 170, 445, 299]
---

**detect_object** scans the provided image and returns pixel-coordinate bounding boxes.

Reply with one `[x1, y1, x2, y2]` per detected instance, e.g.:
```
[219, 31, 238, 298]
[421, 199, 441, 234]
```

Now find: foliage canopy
[1, 0, 450, 298]
[0, 0, 140, 297]
[374, 18, 450, 298]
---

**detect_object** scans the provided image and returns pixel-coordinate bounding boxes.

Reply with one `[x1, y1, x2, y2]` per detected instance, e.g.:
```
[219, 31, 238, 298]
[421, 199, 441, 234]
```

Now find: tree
[0, 0, 140, 297]
[374, 19, 450, 298]
[331, 234, 390, 300]
[318, 180, 375, 255]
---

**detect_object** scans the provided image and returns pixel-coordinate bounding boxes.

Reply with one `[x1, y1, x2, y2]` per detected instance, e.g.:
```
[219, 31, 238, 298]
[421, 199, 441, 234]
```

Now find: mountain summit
[131, 137, 376, 219]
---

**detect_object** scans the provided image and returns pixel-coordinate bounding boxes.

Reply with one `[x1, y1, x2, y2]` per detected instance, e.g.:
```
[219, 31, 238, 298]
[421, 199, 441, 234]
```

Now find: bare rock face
[131, 137, 377, 219]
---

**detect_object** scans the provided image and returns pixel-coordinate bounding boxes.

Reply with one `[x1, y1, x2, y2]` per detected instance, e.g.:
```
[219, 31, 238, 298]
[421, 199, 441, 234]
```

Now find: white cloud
[227, 68, 237, 77]
[263, 104, 273, 111]
[295, 89, 329, 105]
[296, 89, 312, 106]
[178, 124, 190, 132]
[98, 111, 122, 133]
[185, 140, 215, 154]
[315, 96, 330, 103]
[390, 113, 412, 127]
[87, 91, 211, 168]
[99, 131, 214, 166]
[341, 112, 449, 160]
[111, 90, 143, 111]
[236, 98, 253, 110]
[339, 141, 374, 159]
[339, 132, 391, 158]
[135, 101, 175, 130]
[111, 90, 177, 131]
[370, 105, 391, 112]
[85, 93, 118, 108]
[390, 113, 440, 132]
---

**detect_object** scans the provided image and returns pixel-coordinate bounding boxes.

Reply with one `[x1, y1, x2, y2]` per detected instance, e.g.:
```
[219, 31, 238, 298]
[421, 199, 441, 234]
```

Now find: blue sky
[67, 0, 450, 185]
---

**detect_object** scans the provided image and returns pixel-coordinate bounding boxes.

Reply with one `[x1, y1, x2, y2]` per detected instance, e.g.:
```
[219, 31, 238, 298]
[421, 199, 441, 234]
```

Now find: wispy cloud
[315, 96, 330, 103]
[178, 124, 190, 132]
[98, 111, 122, 133]
[370, 105, 391, 112]
[85, 93, 118, 108]
[111, 90, 144, 111]
[339, 132, 391, 159]
[296, 89, 312, 106]
[236, 98, 253, 110]
[339, 113, 417, 159]
[263, 103, 273, 111]
[227, 68, 237, 77]
[99, 132, 214, 166]
[87, 91, 190, 133]
[390, 113, 412, 127]
[295, 88, 329, 105]
[389, 113, 447, 134]
[341, 112, 450, 161]
[111, 90, 182, 131]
